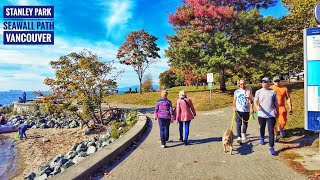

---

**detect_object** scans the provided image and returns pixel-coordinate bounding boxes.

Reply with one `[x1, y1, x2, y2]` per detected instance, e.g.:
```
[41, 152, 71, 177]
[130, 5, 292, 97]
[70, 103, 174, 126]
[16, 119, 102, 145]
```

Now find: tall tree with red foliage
[166, 0, 276, 91]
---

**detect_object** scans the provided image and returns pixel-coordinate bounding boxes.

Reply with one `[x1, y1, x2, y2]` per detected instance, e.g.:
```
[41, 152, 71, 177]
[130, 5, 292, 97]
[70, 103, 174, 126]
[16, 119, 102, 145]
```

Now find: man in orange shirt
[270, 76, 293, 141]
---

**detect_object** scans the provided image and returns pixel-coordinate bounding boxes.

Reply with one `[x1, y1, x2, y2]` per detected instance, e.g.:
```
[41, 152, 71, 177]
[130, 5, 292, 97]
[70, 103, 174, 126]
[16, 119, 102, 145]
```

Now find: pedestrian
[154, 90, 173, 148]
[18, 124, 28, 139]
[254, 77, 278, 155]
[176, 90, 196, 145]
[233, 79, 253, 144]
[270, 76, 293, 141]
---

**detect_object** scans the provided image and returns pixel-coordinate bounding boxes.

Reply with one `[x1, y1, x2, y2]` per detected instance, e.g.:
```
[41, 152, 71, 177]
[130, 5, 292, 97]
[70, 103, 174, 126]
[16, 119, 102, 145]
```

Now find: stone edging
[50, 112, 148, 180]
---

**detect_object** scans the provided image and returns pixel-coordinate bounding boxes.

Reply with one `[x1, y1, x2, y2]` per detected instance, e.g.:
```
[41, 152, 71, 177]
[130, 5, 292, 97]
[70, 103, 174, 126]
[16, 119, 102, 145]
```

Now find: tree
[167, 0, 277, 91]
[278, 0, 318, 77]
[117, 29, 161, 94]
[44, 49, 120, 127]
[159, 69, 177, 88]
[142, 74, 153, 92]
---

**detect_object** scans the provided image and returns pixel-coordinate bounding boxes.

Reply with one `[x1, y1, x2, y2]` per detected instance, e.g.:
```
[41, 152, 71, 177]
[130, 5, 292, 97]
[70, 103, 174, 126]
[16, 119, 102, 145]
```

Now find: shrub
[110, 121, 121, 139]
[126, 109, 138, 127]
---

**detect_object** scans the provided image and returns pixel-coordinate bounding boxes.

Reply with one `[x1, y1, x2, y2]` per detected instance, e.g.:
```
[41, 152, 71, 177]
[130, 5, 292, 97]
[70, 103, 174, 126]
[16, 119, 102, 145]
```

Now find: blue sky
[0, 0, 288, 91]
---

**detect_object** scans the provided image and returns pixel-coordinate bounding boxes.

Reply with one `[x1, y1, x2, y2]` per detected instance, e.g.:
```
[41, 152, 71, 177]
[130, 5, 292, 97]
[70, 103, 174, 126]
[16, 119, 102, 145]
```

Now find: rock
[86, 146, 96, 154]
[39, 123, 48, 129]
[60, 160, 75, 170]
[72, 156, 85, 164]
[95, 141, 101, 148]
[24, 172, 36, 180]
[34, 173, 47, 180]
[101, 141, 109, 148]
[49, 155, 65, 168]
[69, 120, 78, 128]
[75, 143, 87, 152]
[49, 168, 61, 176]
[87, 142, 95, 147]
[78, 152, 88, 157]
[39, 165, 52, 176]
[83, 130, 91, 135]
[118, 127, 124, 133]
[70, 143, 79, 151]
[66, 151, 77, 159]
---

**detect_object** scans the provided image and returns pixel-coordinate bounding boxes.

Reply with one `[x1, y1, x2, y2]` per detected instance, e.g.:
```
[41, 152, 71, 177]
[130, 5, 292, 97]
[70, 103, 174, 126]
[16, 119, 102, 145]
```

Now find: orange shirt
[270, 85, 288, 106]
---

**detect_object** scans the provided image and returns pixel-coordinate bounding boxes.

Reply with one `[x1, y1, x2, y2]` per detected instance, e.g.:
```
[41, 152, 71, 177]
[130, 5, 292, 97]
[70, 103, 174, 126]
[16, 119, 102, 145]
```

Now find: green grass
[104, 82, 305, 118]
[104, 88, 234, 111]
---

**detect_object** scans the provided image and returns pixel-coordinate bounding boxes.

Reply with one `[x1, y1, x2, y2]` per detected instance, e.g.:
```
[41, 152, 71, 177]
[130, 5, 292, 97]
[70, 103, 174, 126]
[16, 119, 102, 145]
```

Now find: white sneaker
[241, 133, 246, 142]
[237, 137, 241, 143]
[161, 145, 166, 148]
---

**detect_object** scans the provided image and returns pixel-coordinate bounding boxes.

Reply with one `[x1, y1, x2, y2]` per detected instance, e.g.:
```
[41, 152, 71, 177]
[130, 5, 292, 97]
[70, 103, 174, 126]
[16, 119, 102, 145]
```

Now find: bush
[110, 121, 121, 139]
[126, 109, 138, 127]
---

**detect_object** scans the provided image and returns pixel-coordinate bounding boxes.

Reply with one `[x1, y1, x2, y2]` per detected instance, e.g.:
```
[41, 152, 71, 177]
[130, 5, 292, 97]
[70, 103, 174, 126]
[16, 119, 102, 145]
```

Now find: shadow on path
[166, 137, 222, 148]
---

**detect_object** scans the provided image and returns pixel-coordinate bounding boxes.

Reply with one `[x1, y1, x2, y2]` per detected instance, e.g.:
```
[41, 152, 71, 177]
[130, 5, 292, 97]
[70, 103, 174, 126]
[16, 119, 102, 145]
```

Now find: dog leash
[234, 111, 257, 123]
[230, 111, 235, 130]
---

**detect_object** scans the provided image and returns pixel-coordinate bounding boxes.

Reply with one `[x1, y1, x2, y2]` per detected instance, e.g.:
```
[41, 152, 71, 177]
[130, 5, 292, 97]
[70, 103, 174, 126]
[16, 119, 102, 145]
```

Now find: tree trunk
[139, 80, 142, 94]
[219, 69, 227, 92]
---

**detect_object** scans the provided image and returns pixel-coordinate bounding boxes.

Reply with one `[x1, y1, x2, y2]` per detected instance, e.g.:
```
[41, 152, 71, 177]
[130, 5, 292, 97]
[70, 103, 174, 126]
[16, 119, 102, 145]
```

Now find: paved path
[103, 105, 306, 180]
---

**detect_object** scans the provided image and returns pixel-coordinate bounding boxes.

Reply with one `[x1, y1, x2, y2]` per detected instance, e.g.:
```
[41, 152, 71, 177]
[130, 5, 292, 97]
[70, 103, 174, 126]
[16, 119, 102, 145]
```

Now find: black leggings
[258, 117, 276, 147]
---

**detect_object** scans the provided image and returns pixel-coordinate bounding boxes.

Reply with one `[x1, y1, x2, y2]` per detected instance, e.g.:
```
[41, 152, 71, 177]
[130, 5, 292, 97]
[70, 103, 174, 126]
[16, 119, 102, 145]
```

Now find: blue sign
[304, 27, 320, 130]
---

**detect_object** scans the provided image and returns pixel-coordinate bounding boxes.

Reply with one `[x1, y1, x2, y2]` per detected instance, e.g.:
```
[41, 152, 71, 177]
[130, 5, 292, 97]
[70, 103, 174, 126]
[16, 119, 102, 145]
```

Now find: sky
[0, 0, 289, 91]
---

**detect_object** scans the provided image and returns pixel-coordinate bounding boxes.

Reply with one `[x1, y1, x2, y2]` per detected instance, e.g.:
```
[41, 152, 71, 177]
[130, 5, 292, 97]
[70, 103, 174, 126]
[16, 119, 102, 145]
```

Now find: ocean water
[0, 91, 42, 106]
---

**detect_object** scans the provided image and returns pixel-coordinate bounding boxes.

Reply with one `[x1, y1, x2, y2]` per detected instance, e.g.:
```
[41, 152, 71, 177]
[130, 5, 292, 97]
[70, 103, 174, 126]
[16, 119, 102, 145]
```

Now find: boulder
[24, 172, 36, 180]
[86, 146, 96, 154]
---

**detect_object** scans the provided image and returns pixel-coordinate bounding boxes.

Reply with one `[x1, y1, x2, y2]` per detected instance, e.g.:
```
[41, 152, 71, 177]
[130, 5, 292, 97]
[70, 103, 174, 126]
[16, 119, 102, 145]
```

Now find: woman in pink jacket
[176, 90, 196, 145]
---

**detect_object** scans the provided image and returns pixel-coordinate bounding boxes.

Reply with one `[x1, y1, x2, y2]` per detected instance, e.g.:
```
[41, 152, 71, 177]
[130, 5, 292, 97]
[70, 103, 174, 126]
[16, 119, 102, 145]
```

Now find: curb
[51, 112, 148, 180]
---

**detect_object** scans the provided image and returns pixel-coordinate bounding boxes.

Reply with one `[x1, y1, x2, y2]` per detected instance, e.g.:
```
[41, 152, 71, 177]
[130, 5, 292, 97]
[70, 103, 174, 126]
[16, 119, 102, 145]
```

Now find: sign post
[304, 25, 320, 155]
[207, 73, 214, 107]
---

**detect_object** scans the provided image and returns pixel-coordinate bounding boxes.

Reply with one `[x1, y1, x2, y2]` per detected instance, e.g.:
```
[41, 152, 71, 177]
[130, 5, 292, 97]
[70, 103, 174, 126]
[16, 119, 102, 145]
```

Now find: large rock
[24, 172, 36, 180]
[75, 143, 87, 152]
[70, 143, 79, 151]
[86, 146, 96, 154]
[69, 120, 78, 128]
[72, 156, 85, 164]
[39, 165, 52, 176]
[60, 160, 75, 170]
[66, 151, 77, 159]
[78, 152, 88, 157]
[34, 173, 47, 180]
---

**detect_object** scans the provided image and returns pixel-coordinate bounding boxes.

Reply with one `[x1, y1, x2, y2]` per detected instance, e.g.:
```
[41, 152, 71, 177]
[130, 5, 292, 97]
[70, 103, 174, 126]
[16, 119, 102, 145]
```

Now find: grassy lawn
[104, 82, 304, 121]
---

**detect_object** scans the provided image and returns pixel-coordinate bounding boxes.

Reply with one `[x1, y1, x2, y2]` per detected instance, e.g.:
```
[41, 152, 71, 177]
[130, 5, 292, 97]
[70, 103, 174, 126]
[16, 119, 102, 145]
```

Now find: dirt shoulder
[279, 131, 320, 179]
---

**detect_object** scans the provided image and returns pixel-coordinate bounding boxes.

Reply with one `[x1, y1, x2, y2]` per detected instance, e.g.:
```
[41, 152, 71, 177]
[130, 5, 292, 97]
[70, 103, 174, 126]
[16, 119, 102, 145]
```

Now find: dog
[223, 130, 234, 155]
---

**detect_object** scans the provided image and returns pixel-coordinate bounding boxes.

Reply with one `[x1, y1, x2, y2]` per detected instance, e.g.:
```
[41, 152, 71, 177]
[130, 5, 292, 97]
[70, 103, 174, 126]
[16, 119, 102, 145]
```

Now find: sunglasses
[261, 81, 268, 83]
[274, 80, 280, 82]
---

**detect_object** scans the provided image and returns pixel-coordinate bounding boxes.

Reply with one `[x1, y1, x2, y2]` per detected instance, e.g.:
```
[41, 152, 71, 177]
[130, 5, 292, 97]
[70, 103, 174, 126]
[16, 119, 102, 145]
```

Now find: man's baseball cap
[260, 77, 270, 83]
[273, 76, 281, 82]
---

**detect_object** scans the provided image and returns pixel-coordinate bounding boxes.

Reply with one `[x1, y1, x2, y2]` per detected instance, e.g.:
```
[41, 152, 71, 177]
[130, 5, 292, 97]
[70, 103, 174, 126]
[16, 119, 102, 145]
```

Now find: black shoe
[184, 140, 189, 145]
[179, 137, 183, 142]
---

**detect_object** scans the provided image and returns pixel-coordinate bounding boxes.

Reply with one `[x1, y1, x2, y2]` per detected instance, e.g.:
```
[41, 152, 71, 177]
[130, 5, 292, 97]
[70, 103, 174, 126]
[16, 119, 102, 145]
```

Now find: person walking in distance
[154, 90, 173, 148]
[270, 76, 293, 141]
[176, 90, 196, 145]
[254, 77, 278, 155]
[233, 79, 254, 143]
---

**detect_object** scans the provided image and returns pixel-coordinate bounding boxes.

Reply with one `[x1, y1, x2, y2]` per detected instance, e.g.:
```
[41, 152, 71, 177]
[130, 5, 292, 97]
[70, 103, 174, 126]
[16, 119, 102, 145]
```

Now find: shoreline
[0, 134, 18, 180]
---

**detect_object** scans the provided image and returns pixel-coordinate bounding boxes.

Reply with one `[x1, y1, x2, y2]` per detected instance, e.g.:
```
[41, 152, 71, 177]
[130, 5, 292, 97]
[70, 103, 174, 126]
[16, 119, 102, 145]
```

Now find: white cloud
[104, 0, 134, 37]
[0, 36, 170, 90]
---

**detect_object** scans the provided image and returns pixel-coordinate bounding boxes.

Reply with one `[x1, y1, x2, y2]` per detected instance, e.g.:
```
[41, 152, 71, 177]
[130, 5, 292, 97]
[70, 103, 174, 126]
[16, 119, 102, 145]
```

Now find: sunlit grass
[104, 82, 304, 117]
